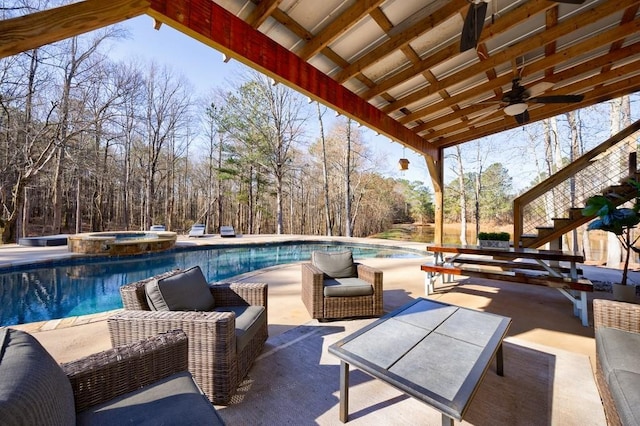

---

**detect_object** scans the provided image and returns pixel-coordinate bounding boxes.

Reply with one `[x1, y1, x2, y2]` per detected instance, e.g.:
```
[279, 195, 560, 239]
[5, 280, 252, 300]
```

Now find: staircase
[514, 119, 640, 249]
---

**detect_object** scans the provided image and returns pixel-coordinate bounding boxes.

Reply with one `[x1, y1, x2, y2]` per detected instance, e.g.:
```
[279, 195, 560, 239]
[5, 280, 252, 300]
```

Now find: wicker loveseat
[593, 298, 640, 425]
[0, 328, 224, 425]
[108, 266, 268, 405]
[301, 250, 383, 320]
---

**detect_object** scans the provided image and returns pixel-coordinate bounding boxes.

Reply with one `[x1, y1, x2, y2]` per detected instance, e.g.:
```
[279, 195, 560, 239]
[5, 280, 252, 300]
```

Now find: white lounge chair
[220, 226, 236, 238]
[188, 224, 206, 237]
[150, 225, 166, 231]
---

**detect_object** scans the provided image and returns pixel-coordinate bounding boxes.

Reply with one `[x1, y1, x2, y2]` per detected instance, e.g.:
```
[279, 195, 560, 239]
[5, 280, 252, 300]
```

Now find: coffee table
[328, 298, 511, 425]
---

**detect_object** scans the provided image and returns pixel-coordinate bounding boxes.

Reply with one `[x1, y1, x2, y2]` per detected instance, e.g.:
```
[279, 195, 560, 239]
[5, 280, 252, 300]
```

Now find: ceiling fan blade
[524, 81, 555, 98]
[555, 0, 587, 4]
[460, 2, 488, 52]
[514, 110, 530, 125]
[529, 94, 584, 104]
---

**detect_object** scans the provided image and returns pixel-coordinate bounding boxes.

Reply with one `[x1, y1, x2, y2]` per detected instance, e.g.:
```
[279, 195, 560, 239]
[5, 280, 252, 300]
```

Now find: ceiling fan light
[504, 102, 528, 116]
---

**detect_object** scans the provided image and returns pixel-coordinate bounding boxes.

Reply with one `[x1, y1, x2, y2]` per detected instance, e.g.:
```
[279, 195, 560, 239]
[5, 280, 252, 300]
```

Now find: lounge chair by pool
[220, 226, 236, 238]
[188, 224, 206, 237]
[150, 225, 166, 231]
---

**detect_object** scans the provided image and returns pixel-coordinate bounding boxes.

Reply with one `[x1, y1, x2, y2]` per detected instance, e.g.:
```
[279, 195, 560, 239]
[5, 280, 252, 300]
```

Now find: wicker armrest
[61, 330, 188, 413]
[120, 269, 181, 310]
[108, 310, 236, 347]
[301, 263, 325, 319]
[357, 263, 384, 293]
[212, 282, 268, 308]
[301, 263, 324, 290]
[593, 298, 640, 333]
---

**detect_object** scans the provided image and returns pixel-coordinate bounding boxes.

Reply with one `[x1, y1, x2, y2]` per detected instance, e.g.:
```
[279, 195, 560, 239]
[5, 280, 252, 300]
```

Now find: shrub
[478, 231, 510, 241]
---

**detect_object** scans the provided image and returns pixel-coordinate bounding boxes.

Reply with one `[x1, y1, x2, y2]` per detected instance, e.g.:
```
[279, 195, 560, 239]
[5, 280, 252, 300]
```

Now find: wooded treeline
[0, 24, 438, 243]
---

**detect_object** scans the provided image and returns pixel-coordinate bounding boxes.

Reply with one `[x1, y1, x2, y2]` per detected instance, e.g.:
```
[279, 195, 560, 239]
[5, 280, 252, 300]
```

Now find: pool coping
[0, 235, 429, 272]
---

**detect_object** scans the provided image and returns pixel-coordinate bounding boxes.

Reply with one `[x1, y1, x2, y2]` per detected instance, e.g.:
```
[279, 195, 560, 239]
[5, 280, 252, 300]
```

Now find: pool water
[0, 243, 422, 326]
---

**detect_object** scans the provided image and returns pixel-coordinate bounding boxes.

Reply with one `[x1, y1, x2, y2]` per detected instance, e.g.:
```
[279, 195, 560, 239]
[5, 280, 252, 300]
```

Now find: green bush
[478, 232, 510, 241]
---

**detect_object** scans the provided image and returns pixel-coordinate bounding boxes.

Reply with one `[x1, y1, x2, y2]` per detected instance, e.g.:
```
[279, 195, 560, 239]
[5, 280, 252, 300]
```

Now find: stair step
[535, 227, 555, 237]
[569, 208, 584, 220]
[552, 218, 573, 227]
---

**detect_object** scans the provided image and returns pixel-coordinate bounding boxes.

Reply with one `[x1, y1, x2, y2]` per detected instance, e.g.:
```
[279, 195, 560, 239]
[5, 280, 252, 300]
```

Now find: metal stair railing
[514, 119, 640, 248]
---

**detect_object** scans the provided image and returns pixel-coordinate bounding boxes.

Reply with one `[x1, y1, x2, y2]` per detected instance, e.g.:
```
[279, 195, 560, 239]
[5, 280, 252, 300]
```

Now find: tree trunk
[455, 145, 467, 245]
[344, 119, 352, 237]
[317, 103, 333, 236]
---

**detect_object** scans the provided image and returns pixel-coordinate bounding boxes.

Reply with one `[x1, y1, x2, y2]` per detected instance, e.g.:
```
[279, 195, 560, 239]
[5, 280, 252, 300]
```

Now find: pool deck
[0, 233, 632, 369]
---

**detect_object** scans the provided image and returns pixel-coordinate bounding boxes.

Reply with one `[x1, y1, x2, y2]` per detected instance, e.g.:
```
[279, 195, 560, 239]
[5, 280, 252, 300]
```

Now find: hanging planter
[398, 158, 410, 171]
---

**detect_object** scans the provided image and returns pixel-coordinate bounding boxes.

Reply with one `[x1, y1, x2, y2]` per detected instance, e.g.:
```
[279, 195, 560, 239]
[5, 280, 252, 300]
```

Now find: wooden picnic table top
[425, 244, 584, 263]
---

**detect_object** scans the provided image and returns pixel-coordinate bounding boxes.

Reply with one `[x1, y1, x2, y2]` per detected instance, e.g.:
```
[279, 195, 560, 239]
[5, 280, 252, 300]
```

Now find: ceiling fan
[488, 77, 584, 124]
[460, 0, 588, 52]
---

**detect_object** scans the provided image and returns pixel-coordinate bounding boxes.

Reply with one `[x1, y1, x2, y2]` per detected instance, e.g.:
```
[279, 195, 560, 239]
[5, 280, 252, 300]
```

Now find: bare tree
[316, 102, 333, 236]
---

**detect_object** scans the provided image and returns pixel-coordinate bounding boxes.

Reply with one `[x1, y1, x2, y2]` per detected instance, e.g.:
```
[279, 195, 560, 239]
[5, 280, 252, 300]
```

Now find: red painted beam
[147, 0, 436, 158]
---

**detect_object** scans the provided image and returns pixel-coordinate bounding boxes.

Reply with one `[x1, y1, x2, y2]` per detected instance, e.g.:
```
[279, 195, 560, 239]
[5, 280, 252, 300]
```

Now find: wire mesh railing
[513, 120, 640, 247]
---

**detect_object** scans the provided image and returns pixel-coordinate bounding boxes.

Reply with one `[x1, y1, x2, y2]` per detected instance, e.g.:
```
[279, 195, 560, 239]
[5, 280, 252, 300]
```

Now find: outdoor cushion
[312, 251, 356, 278]
[76, 371, 224, 426]
[0, 327, 76, 426]
[595, 327, 640, 379]
[145, 266, 215, 311]
[323, 277, 374, 297]
[214, 305, 267, 352]
[606, 369, 640, 426]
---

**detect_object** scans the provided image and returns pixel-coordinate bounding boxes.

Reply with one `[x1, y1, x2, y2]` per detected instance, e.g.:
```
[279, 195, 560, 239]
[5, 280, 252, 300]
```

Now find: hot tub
[67, 231, 177, 255]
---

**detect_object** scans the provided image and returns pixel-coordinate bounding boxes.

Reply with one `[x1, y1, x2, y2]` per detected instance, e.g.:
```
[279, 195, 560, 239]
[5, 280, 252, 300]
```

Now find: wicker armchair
[301, 251, 383, 320]
[108, 269, 268, 405]
[593, 298, 640, 426]
[0, 328, 224, 425]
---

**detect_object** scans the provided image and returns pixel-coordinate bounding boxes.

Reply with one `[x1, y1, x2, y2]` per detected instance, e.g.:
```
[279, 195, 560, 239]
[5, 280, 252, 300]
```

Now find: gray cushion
[145, 266, 215, 311]
[0, 327, 76, 426]
[77, 371, 225, 426]
[596, 327, 640, 379]
[607, 369, 640, 426]
[312, 251, 356, 278]
[214, 306, 266, 352]
[323, 278, 374, 297]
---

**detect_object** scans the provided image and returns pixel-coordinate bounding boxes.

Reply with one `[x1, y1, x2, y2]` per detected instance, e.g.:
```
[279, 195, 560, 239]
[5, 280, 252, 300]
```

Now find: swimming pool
[0, 242, 423, 326]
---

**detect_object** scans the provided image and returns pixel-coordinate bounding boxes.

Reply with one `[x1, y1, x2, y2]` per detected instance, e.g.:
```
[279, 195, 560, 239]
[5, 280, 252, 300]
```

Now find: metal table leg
[442, 413, 454, 426]
[339, 360, 349, 423]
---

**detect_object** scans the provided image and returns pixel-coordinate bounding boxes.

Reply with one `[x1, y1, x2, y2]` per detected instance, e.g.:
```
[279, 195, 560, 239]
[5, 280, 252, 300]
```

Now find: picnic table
[421, 244, 592, 326]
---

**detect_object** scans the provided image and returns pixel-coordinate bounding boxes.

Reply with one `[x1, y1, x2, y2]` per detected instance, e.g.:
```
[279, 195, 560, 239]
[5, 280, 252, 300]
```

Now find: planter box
[478, 240, 510, 249]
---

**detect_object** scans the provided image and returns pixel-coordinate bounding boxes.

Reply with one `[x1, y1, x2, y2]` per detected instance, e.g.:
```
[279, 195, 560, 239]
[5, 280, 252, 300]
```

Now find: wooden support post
[426, 149, 444, 244]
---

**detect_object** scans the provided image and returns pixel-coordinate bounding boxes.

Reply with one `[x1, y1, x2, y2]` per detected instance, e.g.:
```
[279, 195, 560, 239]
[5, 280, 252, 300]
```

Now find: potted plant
[583, 186, 640, 302]
[477, 232, 511, 248]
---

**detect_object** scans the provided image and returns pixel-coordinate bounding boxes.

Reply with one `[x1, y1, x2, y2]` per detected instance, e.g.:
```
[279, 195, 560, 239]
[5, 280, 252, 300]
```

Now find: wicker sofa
[593, 298, 640, 425]
[0, 328, 224, 425]
[109, 267, 268, 405]
[301, 250, 383, 320]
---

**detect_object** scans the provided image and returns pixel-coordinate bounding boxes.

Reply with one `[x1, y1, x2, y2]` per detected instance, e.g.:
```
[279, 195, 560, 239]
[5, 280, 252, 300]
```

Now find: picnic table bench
[421, 244, 592, 326]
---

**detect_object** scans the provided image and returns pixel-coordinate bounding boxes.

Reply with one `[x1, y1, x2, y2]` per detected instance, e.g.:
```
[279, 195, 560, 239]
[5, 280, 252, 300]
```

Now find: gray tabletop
[329, 298, 511, 422]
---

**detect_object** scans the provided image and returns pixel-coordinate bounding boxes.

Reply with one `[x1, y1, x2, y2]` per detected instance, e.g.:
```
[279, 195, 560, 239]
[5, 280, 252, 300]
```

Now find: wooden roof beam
[147, 0, 436, 158]
[297, 0, 383, 61]
[431, 71, 640, 148]
[383, 0, 640, 114]
[405, 18, 640, 127]
[0, 0, 150, 59]
[334, 0, 467, 83]
[247, 0, 282, 29]
[414, 39, 640, 135]
[364, 0, 553, 100]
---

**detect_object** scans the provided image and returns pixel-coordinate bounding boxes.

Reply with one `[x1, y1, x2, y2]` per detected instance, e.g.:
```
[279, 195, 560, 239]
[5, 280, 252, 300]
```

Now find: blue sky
[107, 15, 435, 184]
[108, 15, 565, 193]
